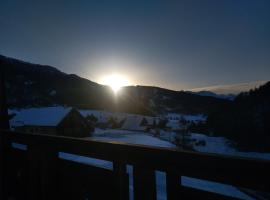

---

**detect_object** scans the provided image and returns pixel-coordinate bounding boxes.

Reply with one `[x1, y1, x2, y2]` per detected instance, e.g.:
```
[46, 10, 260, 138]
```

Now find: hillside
[0, 54, 230, 115]
[207, 81, 270, 151]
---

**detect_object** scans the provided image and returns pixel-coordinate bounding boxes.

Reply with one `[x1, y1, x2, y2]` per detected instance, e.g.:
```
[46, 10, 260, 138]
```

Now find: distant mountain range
[0, 54, 231, 115]
[187, 91, 236, 100]
[190, 80, 267, 95]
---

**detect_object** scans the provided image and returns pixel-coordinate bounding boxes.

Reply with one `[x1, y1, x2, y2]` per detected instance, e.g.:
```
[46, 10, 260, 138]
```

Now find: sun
[101, 74, 130, 92]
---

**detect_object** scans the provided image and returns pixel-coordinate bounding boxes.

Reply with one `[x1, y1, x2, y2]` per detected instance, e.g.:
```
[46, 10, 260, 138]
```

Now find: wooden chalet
[10, 107, 93, 137]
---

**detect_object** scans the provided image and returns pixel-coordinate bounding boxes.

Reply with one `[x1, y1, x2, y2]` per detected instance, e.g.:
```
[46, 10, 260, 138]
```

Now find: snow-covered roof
[166, 113, 206, 122]
[167, 121, 183, 130]
[10, 107, 72, 127]
[121, 115, 146, 131]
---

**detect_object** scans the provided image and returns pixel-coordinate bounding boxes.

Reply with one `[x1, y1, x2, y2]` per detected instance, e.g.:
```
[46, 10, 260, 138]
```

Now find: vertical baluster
[113, 161, 129, 200]
[27, 143, 41, 200]
[166, 172, 180, 200]
[0, 64, 9, 199]
[0, 134, 3, 199]
[39, 145, 59, 200]
[133, 165, 156, 200]
[0, 67, 10, 130]
[0, 133, 6, 199]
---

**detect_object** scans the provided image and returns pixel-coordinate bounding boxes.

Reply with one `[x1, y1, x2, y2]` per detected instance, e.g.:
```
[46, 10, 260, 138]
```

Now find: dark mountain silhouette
[1, 54, 230, 115]
[189, 91, 236, 100]
[207, 81, 270, 151]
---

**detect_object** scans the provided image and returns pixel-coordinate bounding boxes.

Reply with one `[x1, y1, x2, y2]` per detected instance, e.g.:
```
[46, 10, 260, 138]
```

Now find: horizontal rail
[1, 130, 270, 199]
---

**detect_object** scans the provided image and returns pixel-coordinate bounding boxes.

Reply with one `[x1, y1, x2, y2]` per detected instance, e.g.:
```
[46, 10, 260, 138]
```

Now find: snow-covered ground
[90, 128, 176, 148]
[191, 133, 270, 160]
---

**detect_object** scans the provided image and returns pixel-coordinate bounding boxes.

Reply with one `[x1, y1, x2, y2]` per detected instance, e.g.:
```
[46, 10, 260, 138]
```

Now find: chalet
[121, 115, 158, 131]
[10, 107, 93, 137]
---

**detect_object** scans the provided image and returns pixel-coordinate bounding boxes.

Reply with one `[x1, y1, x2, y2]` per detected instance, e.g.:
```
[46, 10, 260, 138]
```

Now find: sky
[0, 0, 269, 91]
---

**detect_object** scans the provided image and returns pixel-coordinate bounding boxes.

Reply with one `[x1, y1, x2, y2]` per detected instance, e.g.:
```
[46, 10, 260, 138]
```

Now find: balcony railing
[0, 130, 269, 200]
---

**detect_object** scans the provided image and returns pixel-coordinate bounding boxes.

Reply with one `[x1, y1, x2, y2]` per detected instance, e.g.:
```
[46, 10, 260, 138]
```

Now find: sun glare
[101, 74, 130, 93]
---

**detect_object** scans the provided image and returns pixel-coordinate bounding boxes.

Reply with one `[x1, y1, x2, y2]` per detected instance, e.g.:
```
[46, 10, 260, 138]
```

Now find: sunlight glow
[101, 74, 130, 93]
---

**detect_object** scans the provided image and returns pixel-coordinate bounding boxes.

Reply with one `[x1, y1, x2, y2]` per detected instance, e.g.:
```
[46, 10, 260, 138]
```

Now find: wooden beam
[0, 65, 9, 200]
[166, 172, 180, 200]
[27, 143, 41, 200]
[113, 161, 129, 200]
[0, 133, 5, 199]
[133, 165, 156, 200]
[0, 67, 9, 130]
[39, 145, 59, 200]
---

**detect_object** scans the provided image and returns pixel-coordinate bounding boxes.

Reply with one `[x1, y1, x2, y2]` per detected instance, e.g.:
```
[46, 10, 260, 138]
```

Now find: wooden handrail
[1, 130, 270, 200]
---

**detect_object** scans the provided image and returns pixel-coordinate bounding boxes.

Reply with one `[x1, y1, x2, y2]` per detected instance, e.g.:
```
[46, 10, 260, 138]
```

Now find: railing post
[0, 67, 10, 130]
[113, 161, 129, 200]
[28, 140, 58, 200]
[39, 145, 59, 200]
[0, 64, 9, 200]
[133, 165, 156, 200]
[166, 172, 180, 200]
[0, 133, 5, 200]
[27, 143, 41, 200]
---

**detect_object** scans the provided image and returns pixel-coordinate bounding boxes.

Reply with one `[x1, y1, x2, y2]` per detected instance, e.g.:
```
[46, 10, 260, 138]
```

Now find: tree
[157, 119, 168, 129]
[86, 114, 98, 123]
[108, 117, 120, 129]
[140, 117, 148, 126]
[179, 116, 187, 126]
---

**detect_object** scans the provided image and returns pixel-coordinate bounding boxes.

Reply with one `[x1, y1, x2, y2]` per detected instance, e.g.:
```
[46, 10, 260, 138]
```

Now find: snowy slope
[90, 129, 176, 148]
[191, 133, 270, 160]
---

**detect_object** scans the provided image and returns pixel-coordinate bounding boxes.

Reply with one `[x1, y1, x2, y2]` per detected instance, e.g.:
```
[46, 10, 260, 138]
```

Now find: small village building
[166, 113, 182, 121]
[10, 107, 93, 137]
[121, 115, 158, 131]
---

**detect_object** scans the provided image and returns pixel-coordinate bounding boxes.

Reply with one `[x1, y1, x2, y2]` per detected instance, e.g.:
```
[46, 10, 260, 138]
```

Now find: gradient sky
[0, 0, 270, 91]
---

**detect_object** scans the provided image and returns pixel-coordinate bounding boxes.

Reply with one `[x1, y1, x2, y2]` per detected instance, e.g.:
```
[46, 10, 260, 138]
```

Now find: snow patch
[191, 133, 270, 160]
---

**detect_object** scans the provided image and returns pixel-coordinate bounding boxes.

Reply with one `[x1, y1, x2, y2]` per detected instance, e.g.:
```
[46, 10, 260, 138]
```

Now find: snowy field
[89, 128, 176, 148]
[191, 133, 270, 160]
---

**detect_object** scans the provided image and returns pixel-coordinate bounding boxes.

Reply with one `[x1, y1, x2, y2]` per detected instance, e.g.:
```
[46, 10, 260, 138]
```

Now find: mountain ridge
[1, 54, 231, 115]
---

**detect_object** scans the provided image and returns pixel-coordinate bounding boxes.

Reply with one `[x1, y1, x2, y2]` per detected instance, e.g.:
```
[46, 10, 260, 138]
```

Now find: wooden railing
[0, 130, 269, 200]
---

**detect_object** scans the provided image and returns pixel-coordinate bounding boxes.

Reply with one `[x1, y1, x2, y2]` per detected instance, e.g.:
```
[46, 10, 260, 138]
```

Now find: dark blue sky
[0, 0, 269, 90]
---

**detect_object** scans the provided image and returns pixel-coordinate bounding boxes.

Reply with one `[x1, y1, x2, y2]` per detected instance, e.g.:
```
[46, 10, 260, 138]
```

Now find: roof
[121, 115, 146, 131]
[10, 107, 72, 127]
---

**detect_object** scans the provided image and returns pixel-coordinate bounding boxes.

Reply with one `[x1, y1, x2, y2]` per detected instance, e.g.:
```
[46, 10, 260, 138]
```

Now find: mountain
[0, 54, 230, 115]
[191, 81, 267, 95]
[207, 81, 270, 151]
[188, 91, 236, 100]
